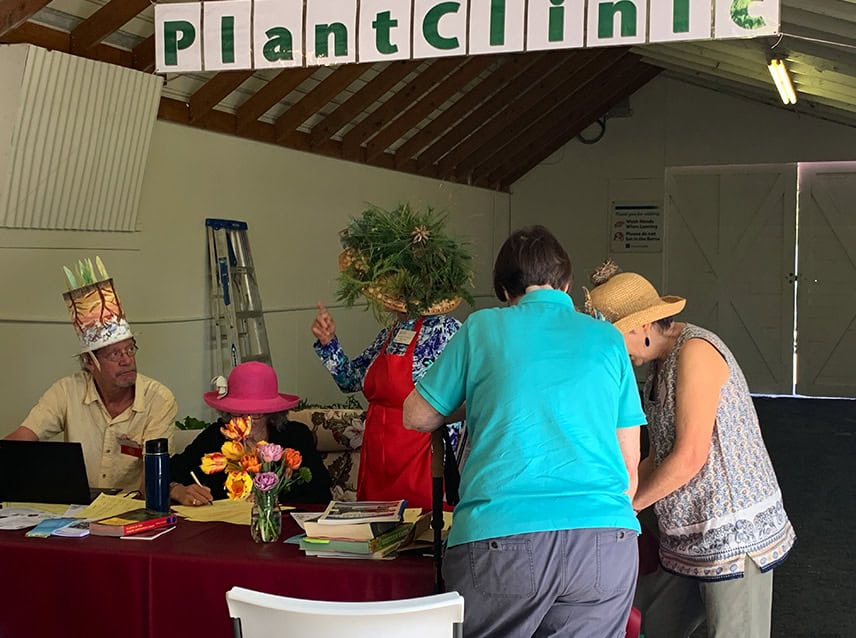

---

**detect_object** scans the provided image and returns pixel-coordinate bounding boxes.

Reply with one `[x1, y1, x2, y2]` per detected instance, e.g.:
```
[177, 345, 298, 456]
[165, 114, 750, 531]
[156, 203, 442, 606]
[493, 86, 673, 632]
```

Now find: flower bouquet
[200, 416, 312, 543]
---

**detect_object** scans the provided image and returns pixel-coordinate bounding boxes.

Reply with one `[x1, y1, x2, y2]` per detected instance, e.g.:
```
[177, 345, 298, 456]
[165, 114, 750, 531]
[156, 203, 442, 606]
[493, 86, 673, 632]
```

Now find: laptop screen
[0, 440, 93, 505]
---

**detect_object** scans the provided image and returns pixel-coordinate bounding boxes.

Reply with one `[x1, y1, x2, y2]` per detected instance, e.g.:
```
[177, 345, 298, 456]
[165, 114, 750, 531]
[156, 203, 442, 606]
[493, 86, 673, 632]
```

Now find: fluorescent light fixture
[768, 58, 797, 105]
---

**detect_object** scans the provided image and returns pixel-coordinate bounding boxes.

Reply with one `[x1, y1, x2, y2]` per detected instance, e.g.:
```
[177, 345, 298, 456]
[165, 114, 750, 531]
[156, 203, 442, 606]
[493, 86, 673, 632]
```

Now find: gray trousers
[443, 528, 638, 637]
[634, 559, 773, 638]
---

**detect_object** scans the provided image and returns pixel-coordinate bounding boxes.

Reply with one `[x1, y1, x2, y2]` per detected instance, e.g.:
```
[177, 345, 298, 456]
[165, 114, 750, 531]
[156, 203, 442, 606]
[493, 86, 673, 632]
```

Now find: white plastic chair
[226, 587, 464, 638]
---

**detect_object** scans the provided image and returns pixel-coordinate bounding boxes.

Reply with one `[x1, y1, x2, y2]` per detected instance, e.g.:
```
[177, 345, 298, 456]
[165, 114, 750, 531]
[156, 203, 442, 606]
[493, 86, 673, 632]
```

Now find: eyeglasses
[96, 344, 139, 362]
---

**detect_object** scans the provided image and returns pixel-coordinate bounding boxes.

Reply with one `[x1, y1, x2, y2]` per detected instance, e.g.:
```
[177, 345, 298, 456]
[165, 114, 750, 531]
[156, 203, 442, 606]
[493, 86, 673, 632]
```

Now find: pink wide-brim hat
[203, 362, 299, 414]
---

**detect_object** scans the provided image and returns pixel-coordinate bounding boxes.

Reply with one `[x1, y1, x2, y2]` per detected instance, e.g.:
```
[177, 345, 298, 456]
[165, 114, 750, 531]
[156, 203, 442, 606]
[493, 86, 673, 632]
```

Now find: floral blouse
[645, 324, 796, 581]
[313, 314, 462, 392]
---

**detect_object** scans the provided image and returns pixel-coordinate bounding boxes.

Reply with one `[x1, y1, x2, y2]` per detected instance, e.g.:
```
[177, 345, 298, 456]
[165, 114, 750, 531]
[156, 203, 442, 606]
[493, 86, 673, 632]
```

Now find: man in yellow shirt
[5, 259, 176, 491]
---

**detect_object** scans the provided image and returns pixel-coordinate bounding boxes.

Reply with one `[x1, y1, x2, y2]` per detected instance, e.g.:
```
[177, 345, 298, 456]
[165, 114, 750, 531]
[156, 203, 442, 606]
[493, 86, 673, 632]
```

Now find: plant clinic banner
[155, 0, 780, 73]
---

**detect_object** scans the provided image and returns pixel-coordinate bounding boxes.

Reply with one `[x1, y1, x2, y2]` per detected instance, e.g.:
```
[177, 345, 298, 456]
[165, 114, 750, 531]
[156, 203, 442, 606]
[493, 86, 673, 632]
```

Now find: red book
[89, 508, 177, 537]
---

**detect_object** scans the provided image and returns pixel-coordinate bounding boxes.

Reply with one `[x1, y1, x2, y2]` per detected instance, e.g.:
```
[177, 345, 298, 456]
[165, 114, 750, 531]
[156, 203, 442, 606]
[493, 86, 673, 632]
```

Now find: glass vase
[250, 490, 281, 543]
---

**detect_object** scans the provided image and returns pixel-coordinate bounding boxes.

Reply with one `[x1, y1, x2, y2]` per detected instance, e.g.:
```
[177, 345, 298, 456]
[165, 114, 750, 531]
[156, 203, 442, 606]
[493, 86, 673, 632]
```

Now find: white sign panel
[527, 0, 585, 52]
[155, 0, 782, 73]
[155, 3, 201, 73]
[468, 0, 525, 55]
[649, 0, 712, 43]
[715, 0, 779, 38]
[203, 1, 251, 71]
[306, 0, 358, 65]
[413, 0, 467, 59]
[610, 203, 662, 253]
[254, 0, 305, 69]
[358, 0, 412, 63]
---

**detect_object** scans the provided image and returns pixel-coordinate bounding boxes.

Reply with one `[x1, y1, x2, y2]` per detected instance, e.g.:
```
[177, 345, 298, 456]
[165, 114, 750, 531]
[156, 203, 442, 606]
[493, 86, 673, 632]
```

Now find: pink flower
[257, 443, 284, 463]
[253, 471, 279, 492]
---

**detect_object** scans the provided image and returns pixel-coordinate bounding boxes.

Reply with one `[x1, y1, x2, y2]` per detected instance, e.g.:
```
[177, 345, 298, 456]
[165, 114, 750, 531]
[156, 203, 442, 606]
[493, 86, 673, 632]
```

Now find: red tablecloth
[0, 515, 435, 638]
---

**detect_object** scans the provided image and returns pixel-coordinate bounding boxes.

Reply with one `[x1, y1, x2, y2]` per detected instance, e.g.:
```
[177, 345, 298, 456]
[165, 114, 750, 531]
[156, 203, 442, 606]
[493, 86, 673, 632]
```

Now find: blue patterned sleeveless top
[644, 323, 796, 581]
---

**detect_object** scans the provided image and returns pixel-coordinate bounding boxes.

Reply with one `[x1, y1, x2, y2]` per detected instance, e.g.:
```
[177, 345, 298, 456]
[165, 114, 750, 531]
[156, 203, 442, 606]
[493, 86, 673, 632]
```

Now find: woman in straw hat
[311, 203, 473, 511]
[587, 261, 796, 638]
[169, 362, 331, 506]
[403, 226, 644, 638]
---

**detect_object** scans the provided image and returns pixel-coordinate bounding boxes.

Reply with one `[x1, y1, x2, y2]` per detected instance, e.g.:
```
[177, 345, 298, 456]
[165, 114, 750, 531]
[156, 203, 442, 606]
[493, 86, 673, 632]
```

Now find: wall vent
[0, 44, 162, 231]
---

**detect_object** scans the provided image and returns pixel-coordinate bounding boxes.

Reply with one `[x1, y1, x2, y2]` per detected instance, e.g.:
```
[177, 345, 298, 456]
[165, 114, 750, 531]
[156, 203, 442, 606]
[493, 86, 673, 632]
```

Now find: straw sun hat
[586, 261, 686, 333]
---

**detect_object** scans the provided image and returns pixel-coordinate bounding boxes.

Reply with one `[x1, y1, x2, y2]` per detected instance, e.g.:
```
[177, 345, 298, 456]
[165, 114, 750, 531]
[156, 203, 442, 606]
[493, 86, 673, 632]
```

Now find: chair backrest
[226, 588, 464, 638]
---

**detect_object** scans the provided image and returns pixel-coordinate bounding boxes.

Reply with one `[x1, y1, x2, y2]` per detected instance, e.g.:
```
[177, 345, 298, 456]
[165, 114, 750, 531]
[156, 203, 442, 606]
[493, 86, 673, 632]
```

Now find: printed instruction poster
[610, 203, 662, 253]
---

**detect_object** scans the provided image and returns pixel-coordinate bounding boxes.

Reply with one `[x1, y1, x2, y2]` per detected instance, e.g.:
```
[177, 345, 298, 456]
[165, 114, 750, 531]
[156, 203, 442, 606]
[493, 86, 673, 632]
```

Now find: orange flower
[240, 452, 261, 474]
[284, 448, 302, 470]
[200, 452, 227, 474]
[221, 440, 245, 462]
[225, 470, 253, 500]
[220, 416, 252, 441]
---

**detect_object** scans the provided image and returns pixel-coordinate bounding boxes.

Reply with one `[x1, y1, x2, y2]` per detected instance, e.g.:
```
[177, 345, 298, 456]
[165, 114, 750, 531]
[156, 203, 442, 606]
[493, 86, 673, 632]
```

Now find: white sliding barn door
[795, 163, 856, 397]
[664, 165, 796, 394]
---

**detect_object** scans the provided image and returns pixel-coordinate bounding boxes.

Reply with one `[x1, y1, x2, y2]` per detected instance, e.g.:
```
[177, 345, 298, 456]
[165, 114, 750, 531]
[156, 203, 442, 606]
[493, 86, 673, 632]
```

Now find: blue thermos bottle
[144, 438, 171, 514]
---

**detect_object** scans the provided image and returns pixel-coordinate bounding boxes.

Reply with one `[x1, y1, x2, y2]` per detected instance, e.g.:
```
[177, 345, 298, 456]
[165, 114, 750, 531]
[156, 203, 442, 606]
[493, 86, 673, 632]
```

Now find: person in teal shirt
[403, 225, 645, 638]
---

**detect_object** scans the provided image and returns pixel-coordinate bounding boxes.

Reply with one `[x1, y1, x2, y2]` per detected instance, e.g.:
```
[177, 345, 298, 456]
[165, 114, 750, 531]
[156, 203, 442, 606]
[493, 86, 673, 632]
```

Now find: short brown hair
[493, 225, 572, 301]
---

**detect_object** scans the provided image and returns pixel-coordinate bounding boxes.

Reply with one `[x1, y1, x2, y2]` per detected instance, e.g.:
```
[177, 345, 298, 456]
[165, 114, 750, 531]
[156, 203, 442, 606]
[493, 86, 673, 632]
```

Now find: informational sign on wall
[155, 0, 781, 73]
[610, 203, 662, 253]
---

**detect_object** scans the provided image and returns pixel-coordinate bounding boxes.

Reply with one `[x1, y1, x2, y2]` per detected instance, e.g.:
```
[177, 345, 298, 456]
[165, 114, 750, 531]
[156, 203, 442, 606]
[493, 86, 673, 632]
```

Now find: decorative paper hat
[585, 260, 686, 333]
[336, 203, 474, 318]
[62, 256, 134, 353]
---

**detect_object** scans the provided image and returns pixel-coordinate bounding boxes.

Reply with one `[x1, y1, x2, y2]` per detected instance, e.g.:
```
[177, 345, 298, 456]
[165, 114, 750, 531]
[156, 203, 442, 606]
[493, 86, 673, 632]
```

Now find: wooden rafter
[393, 53, 542, 169]
[71, 0, 150, 53]
[236, 67, 316, 132]
[340, 56, 464, 161]
[494, 61, 662, 189]
[0, 0, 50, 37]
[275, 63, 372, 144]
[189, 70, 255, 122]
[363, 55, 495, 162]
[308, 60, 422, 150]
[133, 35, 155, 72]
[424, 52, 567, 176]
[455, 48, 629, 181]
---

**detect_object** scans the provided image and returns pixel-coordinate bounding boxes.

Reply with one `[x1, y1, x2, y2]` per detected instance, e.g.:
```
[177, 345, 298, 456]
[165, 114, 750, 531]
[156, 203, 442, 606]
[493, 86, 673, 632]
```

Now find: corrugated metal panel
[0, 45, 162, 231]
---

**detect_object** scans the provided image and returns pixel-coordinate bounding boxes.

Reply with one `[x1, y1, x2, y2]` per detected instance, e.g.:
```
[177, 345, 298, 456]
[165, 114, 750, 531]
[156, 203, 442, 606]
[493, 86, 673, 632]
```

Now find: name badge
[118, 437, 143, 458]
[393, 329, 417, 346]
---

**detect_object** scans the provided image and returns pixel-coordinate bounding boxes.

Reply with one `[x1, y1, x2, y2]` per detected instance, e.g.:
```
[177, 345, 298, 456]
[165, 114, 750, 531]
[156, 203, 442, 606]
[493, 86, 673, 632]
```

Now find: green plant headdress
[336, 203, 474, 319]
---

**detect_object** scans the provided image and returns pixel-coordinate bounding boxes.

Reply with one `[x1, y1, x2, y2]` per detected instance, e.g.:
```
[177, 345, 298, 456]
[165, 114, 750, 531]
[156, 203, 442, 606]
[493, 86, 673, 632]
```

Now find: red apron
[359, 318, 433, 510]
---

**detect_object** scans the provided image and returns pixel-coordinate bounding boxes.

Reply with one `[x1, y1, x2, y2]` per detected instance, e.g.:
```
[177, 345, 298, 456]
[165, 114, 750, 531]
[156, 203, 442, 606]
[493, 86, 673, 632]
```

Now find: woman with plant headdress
[311, 203, 473, 510]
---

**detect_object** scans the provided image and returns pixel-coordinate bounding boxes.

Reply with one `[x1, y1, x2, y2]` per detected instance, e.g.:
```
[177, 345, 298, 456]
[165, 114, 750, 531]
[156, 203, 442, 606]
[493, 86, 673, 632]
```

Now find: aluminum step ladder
[206, 218, 272, 379]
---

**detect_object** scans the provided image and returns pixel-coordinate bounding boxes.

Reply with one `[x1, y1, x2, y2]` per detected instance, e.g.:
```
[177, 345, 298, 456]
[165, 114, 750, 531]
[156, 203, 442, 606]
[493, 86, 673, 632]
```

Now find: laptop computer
[0, 440, 121, 505]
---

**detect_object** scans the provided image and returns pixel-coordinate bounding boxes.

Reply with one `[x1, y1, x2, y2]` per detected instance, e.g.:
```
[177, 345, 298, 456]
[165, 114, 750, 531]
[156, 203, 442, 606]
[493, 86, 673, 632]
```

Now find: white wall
[510, 76, 856, 302]
[0, 121, 509, 435]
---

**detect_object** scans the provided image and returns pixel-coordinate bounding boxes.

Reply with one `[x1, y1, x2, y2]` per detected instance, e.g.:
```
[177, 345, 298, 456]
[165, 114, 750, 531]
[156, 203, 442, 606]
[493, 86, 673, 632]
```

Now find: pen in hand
[190, 471, 214, 505]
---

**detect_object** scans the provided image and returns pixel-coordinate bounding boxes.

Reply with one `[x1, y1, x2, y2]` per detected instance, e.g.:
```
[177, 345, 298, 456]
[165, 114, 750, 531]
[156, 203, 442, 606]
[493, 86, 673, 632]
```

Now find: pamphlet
[317, 500, 406, 525]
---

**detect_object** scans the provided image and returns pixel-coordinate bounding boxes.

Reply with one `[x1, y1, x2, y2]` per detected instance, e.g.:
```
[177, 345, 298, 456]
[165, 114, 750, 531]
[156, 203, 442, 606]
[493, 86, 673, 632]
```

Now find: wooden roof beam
[70, 0, 149, 53]
[413, 51, 559, 171]
[189, 71, 255, 123]
[275, 63, 372, 145]
[393, 53, 542, 168]
[235, 67, 316, 131]
[364, 55, 495, 162]
[494, 62, 661, 189]
[0, 0, 51, 37]
[308, 60, 423, 150]
[133, 35, 155, 72]
[340, 56, 464, 162]
[452, 48, 628, 180]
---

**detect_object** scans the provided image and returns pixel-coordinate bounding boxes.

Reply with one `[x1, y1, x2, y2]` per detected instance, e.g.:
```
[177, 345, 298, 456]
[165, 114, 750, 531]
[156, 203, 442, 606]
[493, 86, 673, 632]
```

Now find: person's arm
[403, 389, 447, 433]
[617, 426, 641, 499]
[4, 426, 38, 441]
[168, 425, 220, 506]
[632, 338, 727, 511]
[313, 329, 388, 393]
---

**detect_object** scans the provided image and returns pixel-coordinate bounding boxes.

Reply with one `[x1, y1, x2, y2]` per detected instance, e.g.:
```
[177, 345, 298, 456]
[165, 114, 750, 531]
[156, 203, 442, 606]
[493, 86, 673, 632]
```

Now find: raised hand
[311, 301, 337, 346]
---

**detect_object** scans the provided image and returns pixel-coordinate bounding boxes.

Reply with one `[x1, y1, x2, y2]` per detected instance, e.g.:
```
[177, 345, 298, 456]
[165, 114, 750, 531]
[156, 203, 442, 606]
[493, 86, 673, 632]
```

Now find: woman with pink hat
[169, 362, 331, 506]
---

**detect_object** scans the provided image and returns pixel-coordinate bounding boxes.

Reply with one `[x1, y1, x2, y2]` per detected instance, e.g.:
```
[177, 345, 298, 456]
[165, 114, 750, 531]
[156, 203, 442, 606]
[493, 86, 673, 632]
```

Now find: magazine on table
[317, 500, 406, 525]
